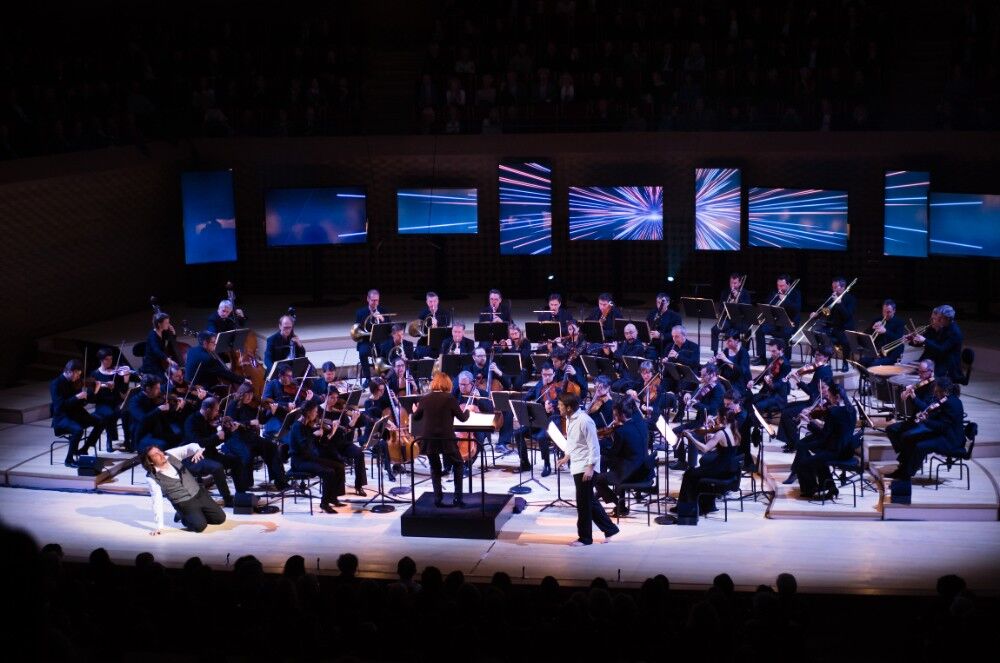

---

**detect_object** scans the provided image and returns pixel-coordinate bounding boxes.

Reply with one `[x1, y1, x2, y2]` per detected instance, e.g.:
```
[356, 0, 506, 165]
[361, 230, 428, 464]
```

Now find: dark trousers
[886, 421, 931, 453]
[332, 442, 367, 489]
[897, 430, 956, 478]
[93, 404, 121, 444]
[206, 447, 249, 493]
[753, 392, 787, 414]
[174, 487, 227, 533]
[679, 465, 732, 512]
[183, 455, 233, 501]
[54, 413, 105, 463]
[427, 451, 464, 500]
[357, 342, 374, 382]
[778, 401, 811, 448]
[291, 458, 346, 503]
[795, 450, 838, 495]
[594, 459, 644, 507]
[574, 472, 616, 544]
[249, 437, 287, 489]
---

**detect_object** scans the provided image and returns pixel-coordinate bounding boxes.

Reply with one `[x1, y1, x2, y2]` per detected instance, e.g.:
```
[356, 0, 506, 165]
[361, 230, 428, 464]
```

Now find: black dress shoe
[332, 500, 348, 508]
[517, 462, 533, 472]
[668, 460, 688, 471]
[386, 470, 397, 482]
[174, 512, 182, 523]
[540, 464, 552, 477]
[453, 498, 466, 508]
[64, 459, 78, 468]
[782, 473, 798, 485]
[781, 444, 795, 453]
[320, 503, 336, 514]
[223, 497, 235, 508]
[354, 488, 367, 497]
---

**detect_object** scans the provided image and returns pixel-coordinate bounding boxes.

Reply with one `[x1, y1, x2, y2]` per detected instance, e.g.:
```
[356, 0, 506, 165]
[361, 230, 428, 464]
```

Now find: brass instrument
[716, 274, 747, 328]
[880, 323, 929, 357]
[747, 278, 799, 339]
[871, 316, 889, 341]
[388, 343, 408, 363]
[406, 314, 436, 339]
[349, 311, 396, 342]
[790, 277, 858, 346]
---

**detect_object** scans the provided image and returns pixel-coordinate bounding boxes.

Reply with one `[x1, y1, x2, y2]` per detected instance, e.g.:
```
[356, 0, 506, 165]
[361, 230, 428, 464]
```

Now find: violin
[596, 419, 623, 438]
[588, 393, 610, 415]
[915, 396, 948, 423]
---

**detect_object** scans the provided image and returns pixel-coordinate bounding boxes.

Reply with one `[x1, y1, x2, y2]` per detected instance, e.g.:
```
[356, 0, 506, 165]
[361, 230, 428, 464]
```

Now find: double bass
[382, 378, 420, 463]
[223, 281, 266, 400]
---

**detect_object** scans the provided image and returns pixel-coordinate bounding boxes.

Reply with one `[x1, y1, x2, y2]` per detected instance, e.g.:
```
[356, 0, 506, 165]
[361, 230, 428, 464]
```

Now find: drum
[867, 364, 916, 378]
[888, 374, 920, 418]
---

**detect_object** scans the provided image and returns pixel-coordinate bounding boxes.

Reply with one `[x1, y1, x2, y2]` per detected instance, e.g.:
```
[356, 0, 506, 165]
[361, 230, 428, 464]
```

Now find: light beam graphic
[883, 170, 929, 257]
[568, 186, 663, 240]
[929, 192, 1000, 258]
[499, 161, 552, 255]
[748, 187, 848, 250]
[397, 188, 479, 234]
[695, 168, 741, 250]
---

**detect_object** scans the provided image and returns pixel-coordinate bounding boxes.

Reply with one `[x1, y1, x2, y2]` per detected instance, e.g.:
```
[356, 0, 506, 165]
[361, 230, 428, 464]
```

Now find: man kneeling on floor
[143, 443, 226, 535]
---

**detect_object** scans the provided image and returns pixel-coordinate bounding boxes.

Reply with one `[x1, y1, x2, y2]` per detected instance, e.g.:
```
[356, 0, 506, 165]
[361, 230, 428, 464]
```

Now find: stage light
[667, 276, 675, 283]
[547, 274, 555, 280]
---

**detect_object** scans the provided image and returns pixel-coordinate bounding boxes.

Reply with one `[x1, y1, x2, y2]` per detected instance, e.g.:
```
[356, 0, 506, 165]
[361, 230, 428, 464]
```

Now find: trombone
[746, 278, 799, 340]
[715, 274, 747, 328]
[879, 322, 929, 357]
[789, 277, 857, 346]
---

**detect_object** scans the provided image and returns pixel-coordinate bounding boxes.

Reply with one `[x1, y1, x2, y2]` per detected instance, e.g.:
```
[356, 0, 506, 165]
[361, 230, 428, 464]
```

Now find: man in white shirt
[556, 393, 619, 546]
[142, 443, 227, 535]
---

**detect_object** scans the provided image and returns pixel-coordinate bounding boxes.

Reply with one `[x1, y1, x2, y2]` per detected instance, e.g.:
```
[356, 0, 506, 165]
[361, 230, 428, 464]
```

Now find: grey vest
[150, 456, 201, 505]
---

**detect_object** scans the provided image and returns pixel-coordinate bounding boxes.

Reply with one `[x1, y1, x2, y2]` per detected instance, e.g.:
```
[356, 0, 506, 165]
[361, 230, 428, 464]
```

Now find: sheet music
[656, 415, 677, 445]
[455, 411, 497, 431]
[546, 421, 569, 454]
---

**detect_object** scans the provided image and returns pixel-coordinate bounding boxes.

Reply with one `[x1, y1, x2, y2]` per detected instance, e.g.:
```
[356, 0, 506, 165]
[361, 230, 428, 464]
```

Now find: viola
[596, 420, 622, 438]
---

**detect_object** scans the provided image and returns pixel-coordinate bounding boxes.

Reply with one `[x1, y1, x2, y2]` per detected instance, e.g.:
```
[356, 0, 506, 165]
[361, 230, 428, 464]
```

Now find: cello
[223, 281, 266, 400]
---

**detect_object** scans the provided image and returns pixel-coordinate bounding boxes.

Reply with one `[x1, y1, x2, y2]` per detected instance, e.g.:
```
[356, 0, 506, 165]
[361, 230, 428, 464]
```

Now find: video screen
[265, 187, 367, 246]
[929, 192, 1000, 258]
[748, 188, 848, 250]
[568, 186, 664, 240]
[695, 168, 741, 251]
[397, 188, 478, 234]
[883, 171, 929, 258]
[499, 160, 552, 255]
[181, 170, 238, 265]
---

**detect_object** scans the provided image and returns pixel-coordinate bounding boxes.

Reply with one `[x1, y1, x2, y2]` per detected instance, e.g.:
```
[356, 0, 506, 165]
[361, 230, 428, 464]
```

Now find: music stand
[579, 320, 605, 343]
[619, 355, 648, 378]
[490, 390, 521, 465]
[370, 322, 395, 351]
[615, 319, 651, 343]
[428, 327, 451, 354]
[582, 355, 618, 380]
[846, 331, 879, 361]
[508, 400, 549, 495]
[267, 356, 312, 381]
[540, 420, 575, 511]
[652, 415, 679, 524]
[680, 297, 717, 348]
[726, 303, 757, 335]
[663, 361, 698, 390]
[530, 354, 550, 374]
[362, 415, 405, 513]
[273, 408, 303, 443]
[215, 328, 250, 355]
[407, 358, 435, 382]
[525, 321, 562, 344]
[474, 322, 509, 346]
[495, 353, 524, 379]
[440, 353, 472, 378]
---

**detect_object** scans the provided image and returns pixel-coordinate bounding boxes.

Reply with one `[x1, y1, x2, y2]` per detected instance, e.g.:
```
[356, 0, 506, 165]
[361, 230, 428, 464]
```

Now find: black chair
[695, 469, 745, 522]
[822, 432, 870, 507]
[279, 470, 320, 515]
[956, 348, 975, 386]
[928, 422, 977, 491]
[615, 455, 660, 526]
[50, 426, 88, 465]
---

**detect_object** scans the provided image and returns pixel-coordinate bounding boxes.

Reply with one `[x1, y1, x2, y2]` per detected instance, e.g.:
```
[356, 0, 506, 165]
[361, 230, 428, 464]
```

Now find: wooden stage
[1, 294, 999, 595]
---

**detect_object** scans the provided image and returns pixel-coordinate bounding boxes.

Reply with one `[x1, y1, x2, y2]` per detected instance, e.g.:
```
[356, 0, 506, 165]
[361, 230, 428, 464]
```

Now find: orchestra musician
[89, 348, 132, 452]
[710, 273, 751, 354]
[498, 323, 532, 390]
[521, 363, 563, 476]
[184, 331, 249, 390]
[142, 442, 227, 535]
[465, 347, 511, 391]
[671, 406, 742, 516]
[670, 363, 725, 471]
[589, 375, 616, 440]
[555, 392, 619, 546]
[754, 274, 800, 364]
[415, 291, 451, 358]
[319, 390, 368, 497]
[311, 361, 348, 399]
[775, 345, 835, 453]
[387, 358, 418, 395]
[379, 324, 415, 363]
[715, 330, 751, 397]
[480, 289, 512, 324]
[288, 401, 348, 514]
[911, 305, 964, 381]
[225, 383, 288, 491]
[440, 322, 476, 357]
[661, 325, 700, 392]
[410, 372, 471, 508]
[888, 377, 965, 480]
[261, 364, 312, 439]
[206, 299, 246, 335]
[749, 339, 792, 413]
[625, 361, 676, 431]
[182, 397, 246, 507]
[600, 323, 655, 393]
[264, 314, 306, 373]
[809, 277, 856, 370]
[129, 375, 184, 452]
[539, 293, 574, 333]
[140, 312, 179, 377]
[585, 292, 622, 341]
[50, 359, 107, 467]
[594, 398, 651, 518]
[784, 383, 857, 500]
[163, 365, 207, 440]
[448, 370, 494, 478]
[551, 347, 588, 400]
[885, 359, 936, 452]
[861, 299, 906, 367]
[355, 289, 385, 383]
[362, 378, 399, 482]
[647, 292, 683, 356]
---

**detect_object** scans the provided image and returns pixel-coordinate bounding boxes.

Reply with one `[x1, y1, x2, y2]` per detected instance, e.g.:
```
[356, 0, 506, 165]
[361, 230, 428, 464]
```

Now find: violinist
[539, 293, 574, 333]
[784, 383, 856, 499]
[184, 331, 248, 391]
[89, 348, 132, 452]
[911, 304, 964, 381]
[388, 358, 419, 396]
[551, 347, 587, 400]
[498, 324, 532, 389]
[50, 359, 106, 467]
[362, 378, 398, 482]
[776, 345, 834, 453]
[601, 323, 655, 393]
[140, 312, 179, 377]
[670, 363, 725, 470]
[480, 288, 512, 325]
[710, 273, 751, 354]
[626, 361, 675, 429]
[885, 360, 936, 452]
[129, 375, 184, 452]
[647, 292, 682, 356]
[415, 291, 451, 358]
[661, 325, 700, 392]
[588, 375, 615, 433]
[165, 365, 208, 434]
[319, 390, 368, 497]
[226, 383, 288, 491]
[182, 397, 246, 506]
[861, 299, 906, 367]
[521, 363, 562, 476]
[411, 372, 471, 508]
[310, 361, 348, 399]
[440, 322, 476, 357]
[261, 364, 312, 439]
[809, 277, 856, 369]
[594, 398, 650, 517]
[720, 391, 754, 471]
[888, 377, 965, 480]
[671, 406, 743, 516]
[465, 347, 510, 392]
[355, 289, 385, 383]
[716, 330, 751, 397]
[289, 401, 348, 514]
[749, 339, 791, 413]
[264, 314, 306, 373]
[447, 371, 494, 479]
[379, 324, 415, 363]
[206, 299, 246, 335]
[753, 274, 801, 364]
[585, 292, 622, 341]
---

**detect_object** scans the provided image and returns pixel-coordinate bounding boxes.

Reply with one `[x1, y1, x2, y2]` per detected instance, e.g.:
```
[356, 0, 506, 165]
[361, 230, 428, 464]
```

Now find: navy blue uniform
[916, 323, 964, 381]
[585, 306, 623, 341]
[51, 374, 105, 463]
[777, 363, 834, 449]
[755, 289, 801, 360]
[264, 331, 305, 374]
[289, 420, 346, 504]
[185, 345, 244, 390]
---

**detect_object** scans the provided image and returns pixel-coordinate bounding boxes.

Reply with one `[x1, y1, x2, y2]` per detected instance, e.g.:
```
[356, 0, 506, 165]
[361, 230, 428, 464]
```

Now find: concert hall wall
[0, 132, 997, 385]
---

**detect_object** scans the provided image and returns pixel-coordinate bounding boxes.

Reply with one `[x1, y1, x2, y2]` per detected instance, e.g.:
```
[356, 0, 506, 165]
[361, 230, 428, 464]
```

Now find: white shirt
[564, 409, 600, 473]
[146, 443, 204, 530]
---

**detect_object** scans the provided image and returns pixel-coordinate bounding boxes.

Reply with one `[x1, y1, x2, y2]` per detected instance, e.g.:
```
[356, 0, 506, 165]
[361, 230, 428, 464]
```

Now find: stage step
[874, 460, 999, 522]
[0, 382, 53, 424]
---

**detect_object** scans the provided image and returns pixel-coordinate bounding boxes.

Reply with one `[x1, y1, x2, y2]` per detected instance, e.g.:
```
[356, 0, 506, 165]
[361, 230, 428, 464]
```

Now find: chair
[822, 432, 869, 507]
[695, 469, 745, 522]
[279, 471, 321, 515]
[928, 422, 977, 491]
[50, 425, 89, 465]
[615, 455, 660, 526]
[956, 348, 975, 386]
